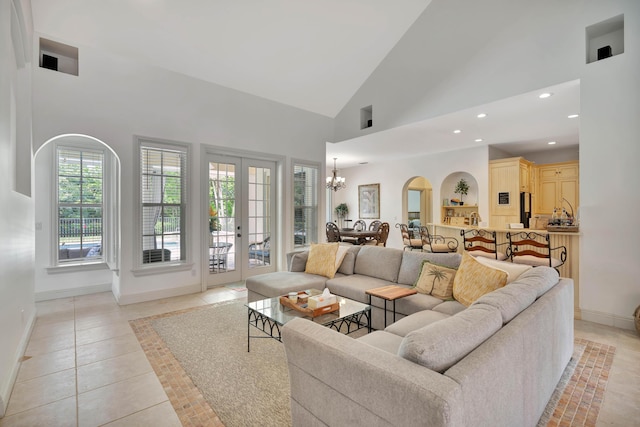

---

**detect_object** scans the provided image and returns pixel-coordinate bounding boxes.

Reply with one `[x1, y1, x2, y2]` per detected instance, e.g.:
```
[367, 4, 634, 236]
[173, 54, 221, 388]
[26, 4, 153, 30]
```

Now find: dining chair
[506, 231, 567, 272]
[419, 226, 458, 253]
[460, 229, 507, 260]
[326, 222, 342, 243]
[365, 222, 390, 246]
[368, 220, 382, 231]
[353, 219, 367, 231]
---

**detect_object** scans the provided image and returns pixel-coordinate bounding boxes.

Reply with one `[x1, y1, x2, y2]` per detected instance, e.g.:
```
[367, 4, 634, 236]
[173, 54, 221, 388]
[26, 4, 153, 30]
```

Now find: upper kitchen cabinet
[489, 157, 533, 228]
[534, 161, 579, 215]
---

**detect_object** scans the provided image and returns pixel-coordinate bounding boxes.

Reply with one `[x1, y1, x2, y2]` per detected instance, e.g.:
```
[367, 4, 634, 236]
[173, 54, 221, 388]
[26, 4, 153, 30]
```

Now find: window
[293, 162, 318, 247]
[139, 142, 188, 265]
[57, 147, 104, 263]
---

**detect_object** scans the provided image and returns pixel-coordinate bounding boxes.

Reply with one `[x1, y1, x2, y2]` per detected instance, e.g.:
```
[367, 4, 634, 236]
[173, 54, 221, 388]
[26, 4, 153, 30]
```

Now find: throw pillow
[335, 245, 349, 273]
[474, 256, 532, 284]
[305, 243, 339, 278]
[413, 261, 456, 299]
[452, 252, 508, 306]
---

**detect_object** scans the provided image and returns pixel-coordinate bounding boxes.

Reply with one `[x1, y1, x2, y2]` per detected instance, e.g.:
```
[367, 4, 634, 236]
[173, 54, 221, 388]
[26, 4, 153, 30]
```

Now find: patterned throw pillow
[305, 243, 340, 278]
[453, 252, 508, 306]
[414, 261, 457, 299]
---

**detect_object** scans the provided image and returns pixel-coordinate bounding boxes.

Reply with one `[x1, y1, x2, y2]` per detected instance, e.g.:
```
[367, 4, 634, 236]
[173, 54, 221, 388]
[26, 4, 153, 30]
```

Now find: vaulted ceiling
[31, 0, 580, 163]
[31, 0, 431, 118]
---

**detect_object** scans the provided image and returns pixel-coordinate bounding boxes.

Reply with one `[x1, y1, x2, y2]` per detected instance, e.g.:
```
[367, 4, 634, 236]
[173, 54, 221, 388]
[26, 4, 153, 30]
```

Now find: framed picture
[498, 191, 510, 206]
[358, 183, 380, 219]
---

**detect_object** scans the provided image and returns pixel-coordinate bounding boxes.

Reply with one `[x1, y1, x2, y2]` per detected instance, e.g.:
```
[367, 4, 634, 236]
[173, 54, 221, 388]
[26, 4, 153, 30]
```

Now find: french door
[205, 154, 276, 287]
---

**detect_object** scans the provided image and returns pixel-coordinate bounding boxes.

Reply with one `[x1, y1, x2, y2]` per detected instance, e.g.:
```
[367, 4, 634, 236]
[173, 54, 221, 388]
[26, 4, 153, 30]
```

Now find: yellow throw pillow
[453, 252, 508, 306]
[305, 243, 340, 278]
[414, 261, 457, 300]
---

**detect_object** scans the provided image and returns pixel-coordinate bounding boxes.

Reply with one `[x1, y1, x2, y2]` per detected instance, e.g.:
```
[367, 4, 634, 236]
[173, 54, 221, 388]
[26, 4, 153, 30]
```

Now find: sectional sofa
[246, 245, 574, 426]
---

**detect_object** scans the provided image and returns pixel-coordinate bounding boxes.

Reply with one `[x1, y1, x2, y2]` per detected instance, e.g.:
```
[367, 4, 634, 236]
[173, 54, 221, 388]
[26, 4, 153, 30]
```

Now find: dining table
[340, 229, 378, 245]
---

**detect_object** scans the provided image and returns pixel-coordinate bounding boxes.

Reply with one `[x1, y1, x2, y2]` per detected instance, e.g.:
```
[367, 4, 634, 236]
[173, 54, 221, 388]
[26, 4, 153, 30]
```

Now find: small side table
[366, 285, 417, 328]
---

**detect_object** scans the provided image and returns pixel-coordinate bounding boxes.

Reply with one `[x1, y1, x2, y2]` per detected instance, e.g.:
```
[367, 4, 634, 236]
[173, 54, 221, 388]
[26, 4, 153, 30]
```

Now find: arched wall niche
[441, 171, 478, 206]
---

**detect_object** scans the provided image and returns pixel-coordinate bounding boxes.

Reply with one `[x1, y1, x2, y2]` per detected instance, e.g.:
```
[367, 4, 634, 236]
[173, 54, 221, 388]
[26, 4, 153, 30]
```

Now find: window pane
[57, 147, 104, 263]
[140, 144, 187, 264]
[294, 164, 318, 247]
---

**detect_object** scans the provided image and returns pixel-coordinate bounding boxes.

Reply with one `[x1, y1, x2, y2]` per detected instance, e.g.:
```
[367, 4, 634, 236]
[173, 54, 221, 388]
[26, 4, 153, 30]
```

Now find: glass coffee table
[245, 291, 371, 352]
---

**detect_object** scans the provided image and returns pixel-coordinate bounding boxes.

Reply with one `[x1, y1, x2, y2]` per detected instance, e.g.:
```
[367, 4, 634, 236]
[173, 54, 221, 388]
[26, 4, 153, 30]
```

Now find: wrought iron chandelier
[326, 158, 346, 192]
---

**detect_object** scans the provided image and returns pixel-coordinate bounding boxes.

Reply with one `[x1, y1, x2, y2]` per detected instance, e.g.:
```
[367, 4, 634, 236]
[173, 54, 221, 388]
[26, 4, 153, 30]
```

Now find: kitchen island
[429, 223, 581, 319]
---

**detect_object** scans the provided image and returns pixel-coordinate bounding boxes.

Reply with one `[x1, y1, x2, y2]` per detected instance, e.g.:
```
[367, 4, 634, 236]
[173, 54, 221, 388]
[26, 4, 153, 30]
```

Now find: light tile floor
[0, 288, 638, 426]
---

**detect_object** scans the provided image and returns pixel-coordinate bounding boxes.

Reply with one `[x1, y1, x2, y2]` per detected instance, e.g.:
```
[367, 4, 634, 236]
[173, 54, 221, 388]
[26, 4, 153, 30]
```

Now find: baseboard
[0, 310, 36, 417]
[116, 283, 201, 305]
[580, 309, 635, 331]
[35, 283, 112, 302]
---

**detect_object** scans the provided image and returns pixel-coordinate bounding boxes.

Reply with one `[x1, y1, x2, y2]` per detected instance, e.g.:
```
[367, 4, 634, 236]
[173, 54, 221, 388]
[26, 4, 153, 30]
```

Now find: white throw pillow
[474, 256, 532, 284]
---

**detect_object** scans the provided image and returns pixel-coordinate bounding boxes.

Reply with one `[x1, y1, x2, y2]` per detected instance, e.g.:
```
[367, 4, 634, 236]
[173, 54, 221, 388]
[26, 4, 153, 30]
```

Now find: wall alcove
[440, 172, 479, 226]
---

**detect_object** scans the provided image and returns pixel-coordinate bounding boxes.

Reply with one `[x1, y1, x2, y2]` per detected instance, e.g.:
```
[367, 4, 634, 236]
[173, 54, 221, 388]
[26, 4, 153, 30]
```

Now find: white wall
[0, 0, 35, 416]
[31, 36, 334, 304]
[334, 0, 640, 328]
[332, 145, 489, 249]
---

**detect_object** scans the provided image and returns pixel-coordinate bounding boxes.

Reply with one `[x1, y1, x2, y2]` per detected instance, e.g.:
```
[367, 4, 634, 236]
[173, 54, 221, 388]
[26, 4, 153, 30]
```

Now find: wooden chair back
[326, 222, 341, 242]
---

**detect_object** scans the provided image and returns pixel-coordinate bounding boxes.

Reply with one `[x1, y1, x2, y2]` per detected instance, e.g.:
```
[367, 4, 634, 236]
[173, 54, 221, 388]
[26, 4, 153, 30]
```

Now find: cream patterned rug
[130, 303, 614, 427]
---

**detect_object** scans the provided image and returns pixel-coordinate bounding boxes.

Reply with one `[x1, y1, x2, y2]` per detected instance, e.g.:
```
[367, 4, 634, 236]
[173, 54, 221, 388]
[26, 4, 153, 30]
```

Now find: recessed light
[453, 129, 461, 134]
[539, 93, 553, 99]
[568, 114, 579, 119]
[475, 138, 483, 142]
[548, 141, 557, 145]
[476, 113, 487, 118]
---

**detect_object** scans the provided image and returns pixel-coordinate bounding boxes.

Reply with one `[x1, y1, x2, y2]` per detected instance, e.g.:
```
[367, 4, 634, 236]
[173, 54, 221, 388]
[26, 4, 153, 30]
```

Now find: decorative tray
[279, 291, 340, 318]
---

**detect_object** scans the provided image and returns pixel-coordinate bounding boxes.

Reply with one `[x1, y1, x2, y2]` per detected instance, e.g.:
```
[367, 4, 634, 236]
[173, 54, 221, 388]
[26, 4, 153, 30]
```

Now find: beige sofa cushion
[474, 256, 532, 284]
[354, 246, 403, 282]
[453, 253, 508, 306]
[472, 282, 538, 323]
[397, 251, 462, 285]
[398, 304, 502, 373]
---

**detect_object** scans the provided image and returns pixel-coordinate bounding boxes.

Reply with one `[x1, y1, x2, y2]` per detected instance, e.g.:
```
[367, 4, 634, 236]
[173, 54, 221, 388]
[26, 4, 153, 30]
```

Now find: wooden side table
[366, 285, 417, 328]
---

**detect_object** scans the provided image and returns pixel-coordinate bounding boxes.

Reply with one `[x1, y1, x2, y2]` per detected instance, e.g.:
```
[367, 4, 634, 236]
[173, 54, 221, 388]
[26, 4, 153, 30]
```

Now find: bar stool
[460, 229, 507, 260]
[506, 231, 567, 272]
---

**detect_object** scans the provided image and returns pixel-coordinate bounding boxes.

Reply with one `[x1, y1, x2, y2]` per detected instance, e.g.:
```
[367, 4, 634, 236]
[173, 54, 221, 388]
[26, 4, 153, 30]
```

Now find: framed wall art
[358, 183, 380, 219]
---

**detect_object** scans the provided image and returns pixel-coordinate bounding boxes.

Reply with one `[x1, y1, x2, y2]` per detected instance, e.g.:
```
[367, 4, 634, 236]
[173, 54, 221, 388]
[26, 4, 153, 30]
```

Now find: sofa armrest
[282, 318, 464, 427]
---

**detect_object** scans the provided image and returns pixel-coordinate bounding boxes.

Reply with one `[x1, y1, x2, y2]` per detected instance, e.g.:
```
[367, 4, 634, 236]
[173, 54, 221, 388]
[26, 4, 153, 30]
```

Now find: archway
[401, 176, 433, 229]
[33, 134, 121, 299]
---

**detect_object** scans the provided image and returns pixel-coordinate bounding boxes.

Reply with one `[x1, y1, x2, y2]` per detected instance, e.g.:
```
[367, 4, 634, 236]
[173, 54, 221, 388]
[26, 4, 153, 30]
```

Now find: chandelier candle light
[327, 158, 346, 192]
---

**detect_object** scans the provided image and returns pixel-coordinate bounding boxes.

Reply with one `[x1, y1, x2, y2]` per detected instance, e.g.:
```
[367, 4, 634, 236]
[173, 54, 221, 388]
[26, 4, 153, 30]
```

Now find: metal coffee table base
[247, 307, 370, 352]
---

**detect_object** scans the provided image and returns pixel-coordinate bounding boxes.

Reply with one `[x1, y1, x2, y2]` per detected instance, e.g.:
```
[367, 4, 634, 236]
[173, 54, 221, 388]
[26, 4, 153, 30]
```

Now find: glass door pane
[247, 165, 272, 270]
[208, 159, 240, 283]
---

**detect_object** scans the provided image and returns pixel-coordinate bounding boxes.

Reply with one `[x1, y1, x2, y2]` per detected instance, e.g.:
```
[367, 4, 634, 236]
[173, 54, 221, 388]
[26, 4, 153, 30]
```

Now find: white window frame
[132, 137, 192, 275]
[49, 142, 111, 273]
[292, 159, 320, 248]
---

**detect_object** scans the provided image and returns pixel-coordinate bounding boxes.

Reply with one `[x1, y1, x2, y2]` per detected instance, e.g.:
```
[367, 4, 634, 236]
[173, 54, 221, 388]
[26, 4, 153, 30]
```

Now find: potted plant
[335, 203, 349, 228]
[454, 178, 470, 206]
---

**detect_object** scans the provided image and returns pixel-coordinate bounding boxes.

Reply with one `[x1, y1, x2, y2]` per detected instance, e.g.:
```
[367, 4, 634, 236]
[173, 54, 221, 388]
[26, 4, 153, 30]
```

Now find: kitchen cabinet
[489, 157, 533, 229]
[534, 161, 579, 215]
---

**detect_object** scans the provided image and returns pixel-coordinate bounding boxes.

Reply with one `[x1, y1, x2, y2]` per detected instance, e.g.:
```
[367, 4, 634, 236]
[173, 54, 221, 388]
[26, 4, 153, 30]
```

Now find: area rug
[130, 303, 615, 427]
